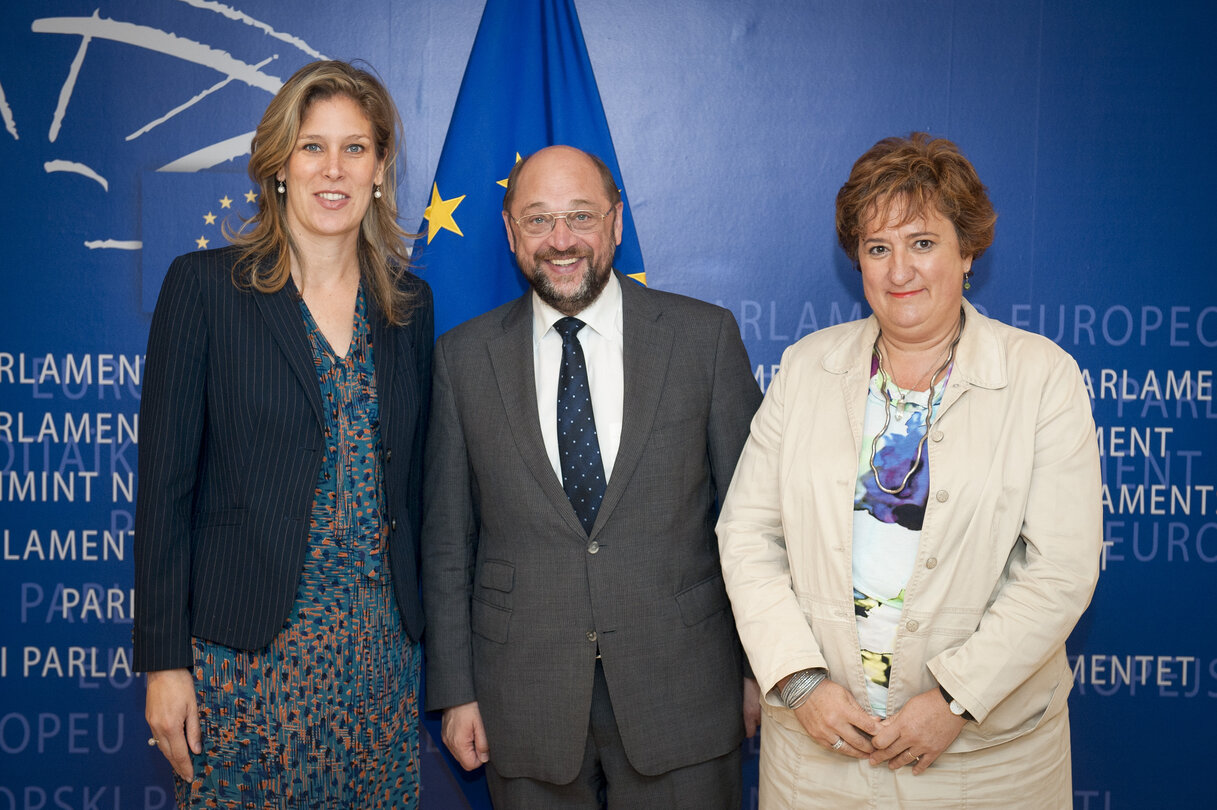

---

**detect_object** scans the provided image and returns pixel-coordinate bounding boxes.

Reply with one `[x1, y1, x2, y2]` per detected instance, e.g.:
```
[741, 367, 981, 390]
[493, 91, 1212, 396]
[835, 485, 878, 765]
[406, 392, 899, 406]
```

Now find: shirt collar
[531, 271, 622, 342]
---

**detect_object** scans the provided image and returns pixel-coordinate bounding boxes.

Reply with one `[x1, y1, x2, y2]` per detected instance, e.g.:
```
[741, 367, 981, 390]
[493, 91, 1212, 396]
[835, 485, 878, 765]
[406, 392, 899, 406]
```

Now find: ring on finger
[907, 751, 920, 763]
[831, 737, 844, 751]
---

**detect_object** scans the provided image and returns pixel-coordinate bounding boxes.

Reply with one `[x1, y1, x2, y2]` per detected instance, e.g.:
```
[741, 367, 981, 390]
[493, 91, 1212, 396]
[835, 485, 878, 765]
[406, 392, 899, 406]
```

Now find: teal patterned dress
[178, 286, 420, 808]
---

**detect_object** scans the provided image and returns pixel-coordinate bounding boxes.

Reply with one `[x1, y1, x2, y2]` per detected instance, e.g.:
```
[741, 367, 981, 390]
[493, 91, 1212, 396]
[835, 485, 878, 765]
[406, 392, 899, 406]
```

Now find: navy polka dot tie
[555, 317, 606, 533]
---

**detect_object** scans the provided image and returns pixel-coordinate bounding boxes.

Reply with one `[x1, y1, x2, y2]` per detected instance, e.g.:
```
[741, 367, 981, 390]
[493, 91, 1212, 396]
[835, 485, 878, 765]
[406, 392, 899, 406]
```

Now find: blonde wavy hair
[227, 60, 418, 324]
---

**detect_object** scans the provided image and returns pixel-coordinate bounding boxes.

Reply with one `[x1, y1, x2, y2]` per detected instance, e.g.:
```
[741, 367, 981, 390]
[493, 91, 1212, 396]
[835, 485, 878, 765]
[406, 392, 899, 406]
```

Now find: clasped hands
[791, 680, 966, 775]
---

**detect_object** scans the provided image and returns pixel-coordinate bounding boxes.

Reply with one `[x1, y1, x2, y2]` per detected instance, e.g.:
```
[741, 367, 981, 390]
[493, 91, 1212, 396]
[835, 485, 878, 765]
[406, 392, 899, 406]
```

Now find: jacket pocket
[192, 507, 246, 529]
[676, 573, 730, 626]
[471, 597, 511, 644]
[972, 656, 1073, 745]
[478, 558, 515, 592]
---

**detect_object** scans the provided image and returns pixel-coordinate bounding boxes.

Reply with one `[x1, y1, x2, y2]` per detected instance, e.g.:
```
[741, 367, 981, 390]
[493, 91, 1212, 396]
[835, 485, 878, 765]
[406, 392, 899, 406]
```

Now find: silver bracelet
[781, 668, 828, 709]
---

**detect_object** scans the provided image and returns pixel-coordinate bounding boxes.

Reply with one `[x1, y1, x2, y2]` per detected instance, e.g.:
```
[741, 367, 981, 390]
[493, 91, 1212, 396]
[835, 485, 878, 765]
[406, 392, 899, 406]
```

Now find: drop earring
[963, 270, 973, 291]
[277, 180, 285, 194]
[373, 185, 382, 199]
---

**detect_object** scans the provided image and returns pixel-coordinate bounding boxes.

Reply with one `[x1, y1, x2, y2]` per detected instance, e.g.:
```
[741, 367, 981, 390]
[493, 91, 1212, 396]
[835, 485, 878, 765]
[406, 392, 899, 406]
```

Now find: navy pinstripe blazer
[133, 246, 432, 672]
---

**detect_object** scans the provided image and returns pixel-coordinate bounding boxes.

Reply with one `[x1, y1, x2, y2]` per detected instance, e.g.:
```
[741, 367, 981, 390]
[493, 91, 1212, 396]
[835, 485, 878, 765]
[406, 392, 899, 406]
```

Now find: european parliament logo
[1, 3, 330, 309]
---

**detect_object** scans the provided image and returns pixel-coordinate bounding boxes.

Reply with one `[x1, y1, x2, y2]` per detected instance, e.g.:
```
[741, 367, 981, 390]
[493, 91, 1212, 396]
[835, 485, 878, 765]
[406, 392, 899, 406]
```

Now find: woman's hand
[789, 679, 881, 758]
[145, 668, 201, 780]
[869, 687, 966, 774]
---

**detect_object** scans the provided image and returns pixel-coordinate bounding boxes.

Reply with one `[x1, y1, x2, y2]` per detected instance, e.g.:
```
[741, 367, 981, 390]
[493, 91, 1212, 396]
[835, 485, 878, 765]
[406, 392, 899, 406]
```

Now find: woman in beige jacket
[717, 133, 1102, 808]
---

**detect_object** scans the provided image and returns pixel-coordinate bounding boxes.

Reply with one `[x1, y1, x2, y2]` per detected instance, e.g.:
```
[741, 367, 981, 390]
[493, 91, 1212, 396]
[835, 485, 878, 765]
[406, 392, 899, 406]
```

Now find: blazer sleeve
[706, 308, 764, 507]
[928, 350, 1103, 723]
[703, 308, 763, 680]
[407, 280, 434, 571]
[133, 255, 209, 672]
[420, 336, 480, 710]
[717, 343, 831, 700]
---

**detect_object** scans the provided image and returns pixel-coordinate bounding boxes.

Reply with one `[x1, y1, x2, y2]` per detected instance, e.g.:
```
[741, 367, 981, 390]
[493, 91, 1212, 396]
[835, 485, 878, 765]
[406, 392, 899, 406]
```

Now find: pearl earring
[277, 180, 285, 194]
[373, 185, 382, 199]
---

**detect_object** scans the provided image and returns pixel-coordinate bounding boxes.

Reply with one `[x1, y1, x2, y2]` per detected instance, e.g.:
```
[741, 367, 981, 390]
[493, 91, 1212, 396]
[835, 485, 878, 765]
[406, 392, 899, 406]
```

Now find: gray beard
[522, 255, 613, 316]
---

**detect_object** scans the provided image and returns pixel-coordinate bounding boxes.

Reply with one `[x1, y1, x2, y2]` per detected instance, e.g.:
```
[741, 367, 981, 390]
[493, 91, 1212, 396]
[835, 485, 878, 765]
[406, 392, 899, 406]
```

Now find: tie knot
[554, 316, 586, 341]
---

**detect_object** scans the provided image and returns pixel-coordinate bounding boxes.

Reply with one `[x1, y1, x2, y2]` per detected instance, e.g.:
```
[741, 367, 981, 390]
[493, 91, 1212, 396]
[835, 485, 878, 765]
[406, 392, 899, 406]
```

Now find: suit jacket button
[586, 631, 597, 642]
[588, 540, 600, 554]
[935, 490, 949, 503]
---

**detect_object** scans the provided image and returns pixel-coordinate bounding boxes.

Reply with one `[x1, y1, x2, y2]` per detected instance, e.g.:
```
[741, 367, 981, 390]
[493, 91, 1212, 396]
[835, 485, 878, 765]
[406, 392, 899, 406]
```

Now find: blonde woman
[135, 61, 431, 808]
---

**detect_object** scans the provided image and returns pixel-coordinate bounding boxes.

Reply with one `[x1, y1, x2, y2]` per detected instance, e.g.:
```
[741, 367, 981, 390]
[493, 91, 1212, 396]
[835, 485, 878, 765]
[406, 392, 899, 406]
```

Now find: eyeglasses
[511, 209, 613, 236]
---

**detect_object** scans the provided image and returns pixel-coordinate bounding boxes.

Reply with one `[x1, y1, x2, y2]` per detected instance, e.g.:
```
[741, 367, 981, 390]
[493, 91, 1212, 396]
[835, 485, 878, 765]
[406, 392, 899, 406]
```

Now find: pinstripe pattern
[134, 246, 432, 672]
[174, 290, 421, 807]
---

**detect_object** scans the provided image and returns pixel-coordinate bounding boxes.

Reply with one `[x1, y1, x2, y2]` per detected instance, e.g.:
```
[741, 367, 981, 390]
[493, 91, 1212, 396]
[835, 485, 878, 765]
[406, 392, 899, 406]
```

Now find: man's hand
[787, 678, 881, 758]
[145, 668, 201, 781]
[742, 677, 762, 738]
[869, 688, 966, 774]
[442, 701, 490, 771]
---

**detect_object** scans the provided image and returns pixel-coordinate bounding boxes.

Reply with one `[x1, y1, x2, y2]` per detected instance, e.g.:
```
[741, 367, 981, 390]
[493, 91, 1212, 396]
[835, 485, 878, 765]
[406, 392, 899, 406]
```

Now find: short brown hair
[835, 132, 996, 264]
[501, 147, 621, 213]
[228, 60, 418, 324]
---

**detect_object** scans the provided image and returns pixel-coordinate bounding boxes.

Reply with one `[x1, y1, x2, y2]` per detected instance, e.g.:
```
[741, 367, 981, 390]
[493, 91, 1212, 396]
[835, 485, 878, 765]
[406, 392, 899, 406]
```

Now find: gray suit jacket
[422, 272, 762, 782]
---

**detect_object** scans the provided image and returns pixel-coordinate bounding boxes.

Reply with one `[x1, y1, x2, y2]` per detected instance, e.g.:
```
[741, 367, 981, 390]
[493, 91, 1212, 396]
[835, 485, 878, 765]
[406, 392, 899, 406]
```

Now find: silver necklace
[868, 311, 964, 495]
[880, 333, 954, 419]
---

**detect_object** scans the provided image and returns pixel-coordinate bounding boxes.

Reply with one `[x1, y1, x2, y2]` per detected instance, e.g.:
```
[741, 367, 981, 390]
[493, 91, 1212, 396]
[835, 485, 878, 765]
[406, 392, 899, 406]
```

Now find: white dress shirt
[532, 272, 625, 484]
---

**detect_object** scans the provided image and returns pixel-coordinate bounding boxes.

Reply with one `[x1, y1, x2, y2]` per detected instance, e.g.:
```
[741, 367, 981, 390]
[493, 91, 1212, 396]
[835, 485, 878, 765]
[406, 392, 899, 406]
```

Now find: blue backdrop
[1, 2, 1213, 808]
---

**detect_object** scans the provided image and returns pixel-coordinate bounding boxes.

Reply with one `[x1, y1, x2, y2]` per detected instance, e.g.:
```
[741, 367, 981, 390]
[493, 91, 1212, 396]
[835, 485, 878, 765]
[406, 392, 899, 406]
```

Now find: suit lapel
[371, 297, 397, 420]
[825, 315, 878, 455]
[253, 280, 324, 430]
[368, 292, 420, 431]
[487, 294, 588, 537]
[592, 274, 672, 538]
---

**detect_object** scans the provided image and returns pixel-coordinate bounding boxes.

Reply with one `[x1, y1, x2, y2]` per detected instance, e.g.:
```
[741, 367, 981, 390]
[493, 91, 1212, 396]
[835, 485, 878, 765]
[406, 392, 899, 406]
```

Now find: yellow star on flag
[627, 272, 647, 286]
[219, 195, 233, 209]
[203, 212, 216, 225]
[497, 153, 523, 188]
[244, 190, 258, 203]
[196, 236, 209, 249]
[423, 183, 465, 244]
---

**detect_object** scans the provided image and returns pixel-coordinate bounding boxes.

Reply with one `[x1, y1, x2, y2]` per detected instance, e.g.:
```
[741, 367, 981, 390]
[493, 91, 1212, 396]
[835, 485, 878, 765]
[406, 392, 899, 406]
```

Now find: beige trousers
[758, 709, 1072, 809]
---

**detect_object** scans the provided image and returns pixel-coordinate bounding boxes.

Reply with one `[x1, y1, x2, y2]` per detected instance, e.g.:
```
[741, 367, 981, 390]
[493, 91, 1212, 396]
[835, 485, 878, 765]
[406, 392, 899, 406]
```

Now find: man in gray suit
[423, 145, 761, 808]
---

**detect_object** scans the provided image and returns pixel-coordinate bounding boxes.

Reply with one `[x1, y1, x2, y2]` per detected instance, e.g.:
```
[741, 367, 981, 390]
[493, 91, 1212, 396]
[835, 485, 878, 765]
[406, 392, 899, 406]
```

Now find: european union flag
[415, 0, 645, 337]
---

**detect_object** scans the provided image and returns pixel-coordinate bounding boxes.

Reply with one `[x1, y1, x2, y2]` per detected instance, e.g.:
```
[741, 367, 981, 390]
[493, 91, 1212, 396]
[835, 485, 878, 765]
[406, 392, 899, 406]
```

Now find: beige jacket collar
[819, 299, 1009, 391]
